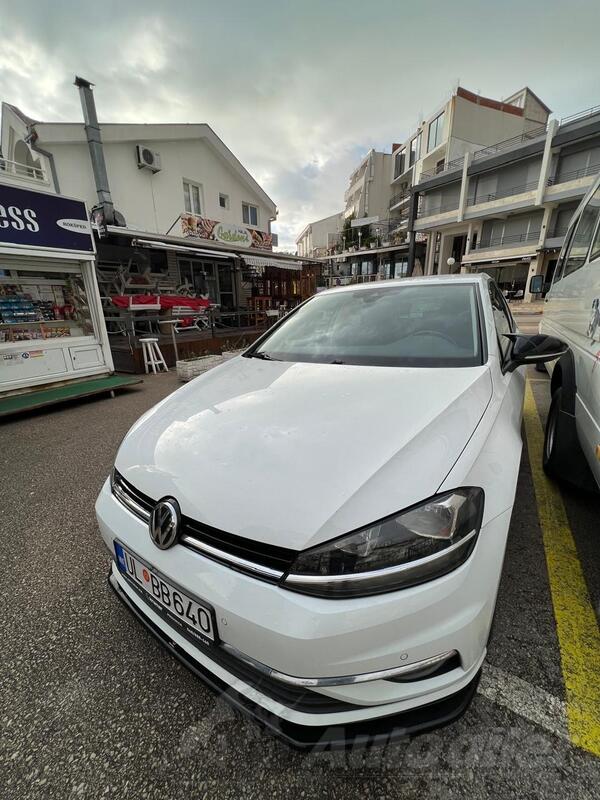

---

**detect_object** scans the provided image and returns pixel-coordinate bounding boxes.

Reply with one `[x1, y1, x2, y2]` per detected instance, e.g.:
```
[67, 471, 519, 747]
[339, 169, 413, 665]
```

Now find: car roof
[322, 273, 491, 295]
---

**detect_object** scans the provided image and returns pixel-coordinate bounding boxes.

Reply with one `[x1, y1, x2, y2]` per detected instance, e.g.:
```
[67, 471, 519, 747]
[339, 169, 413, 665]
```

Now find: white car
[96, 274, 565, 748]
[536, 173, 600, 491]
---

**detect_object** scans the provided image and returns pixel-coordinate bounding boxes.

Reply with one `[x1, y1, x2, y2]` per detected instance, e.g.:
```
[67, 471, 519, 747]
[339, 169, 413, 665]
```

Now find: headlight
[281, 488, 484, 598]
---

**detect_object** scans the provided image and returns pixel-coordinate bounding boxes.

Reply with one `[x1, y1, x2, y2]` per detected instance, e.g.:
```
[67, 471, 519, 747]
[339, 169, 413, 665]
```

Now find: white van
[536, 173, 600, 492]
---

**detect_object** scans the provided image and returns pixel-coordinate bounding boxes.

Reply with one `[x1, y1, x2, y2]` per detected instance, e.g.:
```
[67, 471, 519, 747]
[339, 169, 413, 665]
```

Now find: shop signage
[0, 184, 94, 253]
[180, 213, 273, 251]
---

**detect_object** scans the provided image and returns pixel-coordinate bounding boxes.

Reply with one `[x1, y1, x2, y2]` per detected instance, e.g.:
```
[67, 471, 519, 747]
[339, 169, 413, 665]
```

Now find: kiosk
[0, 182, 139, 415]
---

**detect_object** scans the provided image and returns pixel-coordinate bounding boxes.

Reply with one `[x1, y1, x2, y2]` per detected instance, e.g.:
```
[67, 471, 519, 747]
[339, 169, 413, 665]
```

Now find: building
[296, 211, 343, 259]
[307, 86, 550, 287]
[1, 100, 278, 243]
[1, 82, 311, 370]
[343, 149, 392, 221]
[409, 102, 600, 300]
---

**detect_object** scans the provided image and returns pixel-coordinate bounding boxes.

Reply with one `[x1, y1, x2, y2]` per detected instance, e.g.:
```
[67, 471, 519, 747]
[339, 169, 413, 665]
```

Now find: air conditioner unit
[136, 145, 161, 172]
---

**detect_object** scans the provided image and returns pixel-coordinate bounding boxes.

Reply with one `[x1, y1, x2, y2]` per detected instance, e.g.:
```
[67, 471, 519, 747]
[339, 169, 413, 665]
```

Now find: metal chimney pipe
[74, 76, 115, 225]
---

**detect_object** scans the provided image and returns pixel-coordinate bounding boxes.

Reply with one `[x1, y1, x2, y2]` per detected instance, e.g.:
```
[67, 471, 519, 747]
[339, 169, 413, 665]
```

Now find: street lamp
[447, 257, 456, 273]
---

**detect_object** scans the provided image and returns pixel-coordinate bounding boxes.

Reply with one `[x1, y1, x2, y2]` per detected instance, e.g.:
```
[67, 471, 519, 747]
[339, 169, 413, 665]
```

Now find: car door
[542, 184, 600, 482]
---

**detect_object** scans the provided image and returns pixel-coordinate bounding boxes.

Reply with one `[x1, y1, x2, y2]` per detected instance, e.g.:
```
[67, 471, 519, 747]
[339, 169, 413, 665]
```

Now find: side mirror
[503, 333, 569, 373]
[528, 275, 544, 294]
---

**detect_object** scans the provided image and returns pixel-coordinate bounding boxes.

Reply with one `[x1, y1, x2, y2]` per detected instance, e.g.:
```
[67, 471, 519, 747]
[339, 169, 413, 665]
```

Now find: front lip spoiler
[108, 571, 481, 750]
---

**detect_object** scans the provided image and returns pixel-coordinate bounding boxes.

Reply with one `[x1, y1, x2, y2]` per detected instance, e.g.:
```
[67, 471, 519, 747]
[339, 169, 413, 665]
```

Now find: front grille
[112, 470, 298, 580]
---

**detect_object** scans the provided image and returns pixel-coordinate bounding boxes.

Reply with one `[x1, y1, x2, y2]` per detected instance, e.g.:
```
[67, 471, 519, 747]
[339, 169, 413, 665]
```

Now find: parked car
[96, 275, 565, 748]
[536, 172, 600, 492]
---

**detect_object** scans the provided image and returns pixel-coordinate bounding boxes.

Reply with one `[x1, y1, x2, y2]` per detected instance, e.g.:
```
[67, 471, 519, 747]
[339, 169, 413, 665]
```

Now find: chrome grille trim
[180, 534, 284, 581]
[110, 469, 290, 581]
[112, 479, 151, 522]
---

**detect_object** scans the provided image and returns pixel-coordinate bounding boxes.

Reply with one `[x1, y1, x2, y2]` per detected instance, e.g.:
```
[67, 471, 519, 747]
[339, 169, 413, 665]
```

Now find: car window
[562, 188, 600, 278]
[589, 208, 600, 263]
[248, 283, 483, 367]
[488, 282, 513, 362]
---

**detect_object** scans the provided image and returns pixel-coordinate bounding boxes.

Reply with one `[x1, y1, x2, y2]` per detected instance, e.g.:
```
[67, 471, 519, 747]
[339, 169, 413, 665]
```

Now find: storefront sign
[180, 214, 273, 250]
[0, 184, 94, 253]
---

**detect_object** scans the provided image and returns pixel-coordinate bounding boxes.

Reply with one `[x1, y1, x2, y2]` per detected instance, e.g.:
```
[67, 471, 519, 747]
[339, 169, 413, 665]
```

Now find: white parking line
[478, 663, 569, 742]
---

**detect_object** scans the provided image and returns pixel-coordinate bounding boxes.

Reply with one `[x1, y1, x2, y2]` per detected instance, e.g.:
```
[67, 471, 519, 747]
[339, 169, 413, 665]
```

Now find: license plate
[114, 541, 217, 646]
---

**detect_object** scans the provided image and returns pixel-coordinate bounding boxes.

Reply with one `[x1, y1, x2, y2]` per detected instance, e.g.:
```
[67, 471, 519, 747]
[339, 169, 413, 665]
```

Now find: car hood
[116, 358, 492, 550]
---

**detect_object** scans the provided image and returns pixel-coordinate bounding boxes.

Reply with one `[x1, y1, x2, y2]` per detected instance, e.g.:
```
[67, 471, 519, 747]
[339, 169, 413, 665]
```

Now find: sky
[1, 0, 599, 250]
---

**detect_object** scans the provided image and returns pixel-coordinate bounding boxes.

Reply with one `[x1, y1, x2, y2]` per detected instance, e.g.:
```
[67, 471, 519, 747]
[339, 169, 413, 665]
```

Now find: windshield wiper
[247, 351, 278, 361]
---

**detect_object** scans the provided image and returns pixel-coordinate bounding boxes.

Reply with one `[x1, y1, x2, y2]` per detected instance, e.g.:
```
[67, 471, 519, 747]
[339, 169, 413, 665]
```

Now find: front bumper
[109, 569, 481, 749]
[97, 478, 511, 740]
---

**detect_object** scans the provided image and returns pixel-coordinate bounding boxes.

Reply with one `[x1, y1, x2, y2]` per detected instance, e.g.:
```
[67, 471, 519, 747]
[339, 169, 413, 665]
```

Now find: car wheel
[543, 389, 562, 476]
[543, 387, 598, 492]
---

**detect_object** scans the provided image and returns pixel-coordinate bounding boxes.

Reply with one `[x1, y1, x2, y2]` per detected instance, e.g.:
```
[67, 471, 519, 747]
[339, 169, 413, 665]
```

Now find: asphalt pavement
[1, 329, 600, 799]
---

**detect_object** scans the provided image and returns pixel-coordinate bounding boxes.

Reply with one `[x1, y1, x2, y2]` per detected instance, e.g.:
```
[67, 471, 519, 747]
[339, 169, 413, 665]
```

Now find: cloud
[0, 0, 599, 249]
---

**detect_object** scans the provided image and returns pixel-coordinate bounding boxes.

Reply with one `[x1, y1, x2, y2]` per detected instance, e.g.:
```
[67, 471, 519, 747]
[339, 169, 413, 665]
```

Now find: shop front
[0, 182, 118, 407]
[467, 257, 534, 299]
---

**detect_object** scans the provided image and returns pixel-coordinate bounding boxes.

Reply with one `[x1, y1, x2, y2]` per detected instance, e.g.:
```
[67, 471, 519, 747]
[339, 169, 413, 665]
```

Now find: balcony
[389, 191, 410, 210]
[467, 179, 539, 206]
[0, 157, 49, 187]
[473, 230, 540, 250]
[547, 162, 600, 186]
[471, 125, 547, 162]
[560, 104, 600, 126]
[416, 197, 460, 219]
[420, 154, 465, 181]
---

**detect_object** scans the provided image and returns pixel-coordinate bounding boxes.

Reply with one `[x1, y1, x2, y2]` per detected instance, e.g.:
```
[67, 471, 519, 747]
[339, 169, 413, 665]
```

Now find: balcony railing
[416, 198, 460, 218]
[471, 125, 547, 162]
[0, 157, 47, 182]
[420, 155, 466, 181]
[545, 227, 569, 240]
[389, 191, 410, 209]
[547, 163, 600, 185]
[473, 230, 540, 250]
[560, 104, 600, 126]
[467, 179, 539, 206]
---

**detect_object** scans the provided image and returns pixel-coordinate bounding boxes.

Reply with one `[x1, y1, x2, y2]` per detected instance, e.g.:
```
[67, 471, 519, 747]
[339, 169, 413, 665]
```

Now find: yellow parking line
[523, 380, 600, 756]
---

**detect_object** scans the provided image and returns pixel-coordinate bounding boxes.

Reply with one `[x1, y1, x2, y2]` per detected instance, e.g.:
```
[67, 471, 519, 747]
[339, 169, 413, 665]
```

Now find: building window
[183, 181, 202, 215]
[219, 193, 229, 210]
[242, 203, 259, 227]
[409, 133, 421, 166]
[394, 149, 406, 179]
[427, 111, 446, 153]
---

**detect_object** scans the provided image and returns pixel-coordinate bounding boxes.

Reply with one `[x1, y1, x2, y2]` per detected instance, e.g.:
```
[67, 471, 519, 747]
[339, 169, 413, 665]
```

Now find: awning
[242, 254, 302, 271]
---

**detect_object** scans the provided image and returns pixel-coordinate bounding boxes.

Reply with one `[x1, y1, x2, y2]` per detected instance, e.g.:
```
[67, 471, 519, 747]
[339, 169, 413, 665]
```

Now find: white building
[390, 87, 551, 249]
[344, 149, 392, 221]
[0, 84, 307, 373]
[409, 101, 600, 301]
[0, 101, 277, 242]
[296, 211, 343, 259]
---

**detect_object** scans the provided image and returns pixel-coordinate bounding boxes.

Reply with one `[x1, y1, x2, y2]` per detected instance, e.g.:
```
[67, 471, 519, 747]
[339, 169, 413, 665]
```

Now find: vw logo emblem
[149, 498, 180, 550]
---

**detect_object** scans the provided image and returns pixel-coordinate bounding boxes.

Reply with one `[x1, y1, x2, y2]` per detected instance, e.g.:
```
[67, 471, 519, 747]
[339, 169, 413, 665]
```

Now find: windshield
[248, 283, 483, 367]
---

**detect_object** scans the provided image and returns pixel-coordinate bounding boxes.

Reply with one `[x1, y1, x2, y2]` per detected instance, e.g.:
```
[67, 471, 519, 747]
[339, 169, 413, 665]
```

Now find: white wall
[37, 128, 275, 235]
[297, 211, 343, 256]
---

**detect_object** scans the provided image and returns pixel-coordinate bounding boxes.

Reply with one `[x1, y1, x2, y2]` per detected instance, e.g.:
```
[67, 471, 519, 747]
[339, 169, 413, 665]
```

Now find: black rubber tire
[542, 388, 564, 479]
[543, 387, 599, 492]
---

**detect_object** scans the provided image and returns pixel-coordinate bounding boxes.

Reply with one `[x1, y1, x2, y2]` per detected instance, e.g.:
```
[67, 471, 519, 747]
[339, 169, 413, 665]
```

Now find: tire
[543, 387, 598, 492]
[543, 388, 564, 478]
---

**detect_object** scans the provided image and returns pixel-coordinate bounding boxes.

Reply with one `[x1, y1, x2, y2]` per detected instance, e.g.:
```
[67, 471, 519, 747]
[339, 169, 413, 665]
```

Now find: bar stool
[139, 337, 168, 374]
